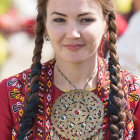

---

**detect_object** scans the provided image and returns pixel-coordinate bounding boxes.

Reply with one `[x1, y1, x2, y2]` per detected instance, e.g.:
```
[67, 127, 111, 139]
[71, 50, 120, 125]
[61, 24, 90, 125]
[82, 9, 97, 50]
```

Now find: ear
[44, 27, 50, 41]
[45, 26, 48, 35]
[44, 26, 50, 39]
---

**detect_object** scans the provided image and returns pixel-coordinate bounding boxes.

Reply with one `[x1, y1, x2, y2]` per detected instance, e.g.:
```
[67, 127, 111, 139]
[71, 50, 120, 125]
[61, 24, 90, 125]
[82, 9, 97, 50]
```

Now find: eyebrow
[51, 11, 67, 16]
[78, 13, 93, 17]
[51, 11, 93, 17]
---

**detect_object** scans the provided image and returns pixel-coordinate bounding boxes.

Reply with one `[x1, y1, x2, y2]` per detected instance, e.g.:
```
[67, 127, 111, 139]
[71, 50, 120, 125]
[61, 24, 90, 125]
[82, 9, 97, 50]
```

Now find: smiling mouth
[64, 44, 84, 51]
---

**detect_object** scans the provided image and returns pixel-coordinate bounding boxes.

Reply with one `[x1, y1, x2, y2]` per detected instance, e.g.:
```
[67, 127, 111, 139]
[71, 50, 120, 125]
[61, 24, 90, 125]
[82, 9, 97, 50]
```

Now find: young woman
[0, 0, 140, 139]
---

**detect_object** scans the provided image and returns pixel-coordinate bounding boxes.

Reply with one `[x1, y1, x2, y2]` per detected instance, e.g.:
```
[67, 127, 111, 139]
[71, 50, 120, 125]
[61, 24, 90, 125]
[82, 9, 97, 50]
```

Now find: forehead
[46, 0, 103, 15]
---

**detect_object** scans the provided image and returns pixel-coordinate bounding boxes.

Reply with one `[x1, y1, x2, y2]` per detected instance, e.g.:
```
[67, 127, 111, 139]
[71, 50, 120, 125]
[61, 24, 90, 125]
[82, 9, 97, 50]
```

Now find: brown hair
[17, 0, 130, 139]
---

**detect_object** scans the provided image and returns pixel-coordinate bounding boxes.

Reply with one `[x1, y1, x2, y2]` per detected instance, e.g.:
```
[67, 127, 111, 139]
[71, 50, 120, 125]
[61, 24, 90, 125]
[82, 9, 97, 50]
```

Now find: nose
[66, 22, 81, 39]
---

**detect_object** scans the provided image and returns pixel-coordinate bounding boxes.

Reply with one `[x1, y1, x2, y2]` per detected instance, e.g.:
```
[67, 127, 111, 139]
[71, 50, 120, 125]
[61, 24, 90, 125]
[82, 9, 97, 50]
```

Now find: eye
[53, 18, 66, 23]
[80, 18, 94, 23]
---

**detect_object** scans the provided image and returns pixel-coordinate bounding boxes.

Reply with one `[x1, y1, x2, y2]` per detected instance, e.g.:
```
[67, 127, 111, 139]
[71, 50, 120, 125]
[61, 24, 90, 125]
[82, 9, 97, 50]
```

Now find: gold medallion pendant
[51, 89, 104, 139]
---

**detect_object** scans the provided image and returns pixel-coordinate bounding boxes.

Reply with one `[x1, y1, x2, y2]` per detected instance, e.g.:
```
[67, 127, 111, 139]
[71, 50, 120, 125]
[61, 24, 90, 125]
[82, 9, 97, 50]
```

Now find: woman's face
[46, 0, 107, 63]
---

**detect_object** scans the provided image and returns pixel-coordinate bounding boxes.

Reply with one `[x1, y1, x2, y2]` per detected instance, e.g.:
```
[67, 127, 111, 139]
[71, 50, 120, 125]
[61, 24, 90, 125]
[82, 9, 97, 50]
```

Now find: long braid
[108, 11, 127, 139]
[17, 1, 47, 139]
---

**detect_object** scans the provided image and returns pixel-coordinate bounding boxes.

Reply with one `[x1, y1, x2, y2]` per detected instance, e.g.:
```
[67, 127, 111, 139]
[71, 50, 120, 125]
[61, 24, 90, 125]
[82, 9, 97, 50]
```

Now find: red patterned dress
[0, 57, 140, 140]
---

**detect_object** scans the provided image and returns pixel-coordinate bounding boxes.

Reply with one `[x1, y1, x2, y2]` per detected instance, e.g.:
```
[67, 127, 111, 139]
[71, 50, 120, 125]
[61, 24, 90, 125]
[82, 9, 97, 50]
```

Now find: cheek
[82, 30, 103, 55]
[84, 25, 105, 45]
[83, 29, 101, 46]
[48, 26, 65, 45]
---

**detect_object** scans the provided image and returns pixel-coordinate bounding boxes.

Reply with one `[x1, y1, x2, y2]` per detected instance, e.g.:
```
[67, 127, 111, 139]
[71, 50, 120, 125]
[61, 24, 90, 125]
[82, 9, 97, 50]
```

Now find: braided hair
[108, 12, 127, 139]
[97, 1, 129, 139]
[17, 0, 131, 139]
[17, 0, 47, 139]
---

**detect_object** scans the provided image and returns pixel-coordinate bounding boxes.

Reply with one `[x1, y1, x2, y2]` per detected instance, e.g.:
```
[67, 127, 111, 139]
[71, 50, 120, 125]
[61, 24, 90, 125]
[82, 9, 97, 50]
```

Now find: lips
[64, 44, 84, 51]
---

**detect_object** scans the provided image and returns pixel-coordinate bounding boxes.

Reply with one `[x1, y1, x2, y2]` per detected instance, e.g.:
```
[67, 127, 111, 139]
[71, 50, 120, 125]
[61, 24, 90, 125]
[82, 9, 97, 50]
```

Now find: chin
[63, 56, 88, 63]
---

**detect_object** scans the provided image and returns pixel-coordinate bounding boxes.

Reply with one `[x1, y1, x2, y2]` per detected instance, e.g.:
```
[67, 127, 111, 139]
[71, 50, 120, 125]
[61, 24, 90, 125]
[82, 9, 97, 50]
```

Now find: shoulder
[0, 69, 31, 124]
[0, 58, 56, 96]
[0, 68, 31, 116]
[121, 69, 140, 90]
[0, 59, 55, 123]
[0, 68, 31, 93]
[120, 69, 140, 97]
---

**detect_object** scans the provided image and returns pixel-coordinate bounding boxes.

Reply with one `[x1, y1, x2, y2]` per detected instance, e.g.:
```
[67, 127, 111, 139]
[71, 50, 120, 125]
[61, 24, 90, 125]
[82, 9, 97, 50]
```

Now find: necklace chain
[56, 64, 97, 89]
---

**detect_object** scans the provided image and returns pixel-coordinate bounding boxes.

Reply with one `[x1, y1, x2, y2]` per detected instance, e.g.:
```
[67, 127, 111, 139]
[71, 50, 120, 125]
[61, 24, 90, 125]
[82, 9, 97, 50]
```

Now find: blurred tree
[0, 0, 11, 15]
[114, 0, 132, 14]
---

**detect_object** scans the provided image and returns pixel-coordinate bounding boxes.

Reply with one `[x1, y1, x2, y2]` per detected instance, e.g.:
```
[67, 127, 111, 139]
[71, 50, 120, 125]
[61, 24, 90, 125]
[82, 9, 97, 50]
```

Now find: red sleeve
[0, 79, 14, 140]
[134, 101, 140, 139]
[134, 78, 140, 139]
[128, 75, 140, 139]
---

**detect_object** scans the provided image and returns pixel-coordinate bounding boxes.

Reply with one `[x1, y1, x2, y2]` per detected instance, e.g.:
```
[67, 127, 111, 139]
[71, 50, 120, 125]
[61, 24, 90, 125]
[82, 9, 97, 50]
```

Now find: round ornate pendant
[51, 89, 104, 139]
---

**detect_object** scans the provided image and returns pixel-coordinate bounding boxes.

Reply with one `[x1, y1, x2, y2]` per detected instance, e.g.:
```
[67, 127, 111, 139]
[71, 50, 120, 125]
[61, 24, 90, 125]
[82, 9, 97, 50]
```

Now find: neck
[54, 54, 98, 90]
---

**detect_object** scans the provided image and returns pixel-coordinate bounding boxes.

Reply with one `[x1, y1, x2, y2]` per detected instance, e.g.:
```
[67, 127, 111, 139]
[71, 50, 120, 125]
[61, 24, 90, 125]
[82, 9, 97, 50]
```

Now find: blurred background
[0, 0, 54, 81]
[0, 0, 139, 81]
